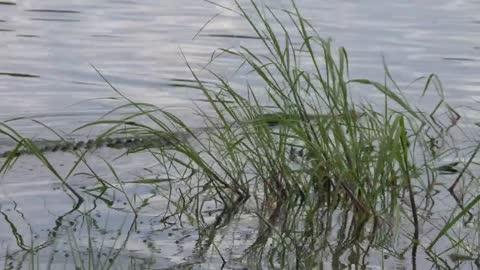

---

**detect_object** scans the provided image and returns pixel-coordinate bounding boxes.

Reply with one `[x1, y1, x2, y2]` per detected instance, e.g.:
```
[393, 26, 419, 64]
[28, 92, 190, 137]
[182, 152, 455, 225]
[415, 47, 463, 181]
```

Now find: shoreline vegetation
[1, 0, 479, 269]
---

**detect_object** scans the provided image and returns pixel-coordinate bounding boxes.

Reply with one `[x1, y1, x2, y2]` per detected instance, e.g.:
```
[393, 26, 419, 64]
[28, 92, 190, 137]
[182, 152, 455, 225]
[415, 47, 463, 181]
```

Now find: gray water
[1, 0, 480, 269]
[1, 0, 479, 132]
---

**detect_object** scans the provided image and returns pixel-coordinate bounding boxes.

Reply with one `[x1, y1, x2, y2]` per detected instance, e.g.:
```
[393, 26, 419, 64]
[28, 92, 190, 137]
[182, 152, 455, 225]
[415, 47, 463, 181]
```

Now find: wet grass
[1, 0, 479, 269]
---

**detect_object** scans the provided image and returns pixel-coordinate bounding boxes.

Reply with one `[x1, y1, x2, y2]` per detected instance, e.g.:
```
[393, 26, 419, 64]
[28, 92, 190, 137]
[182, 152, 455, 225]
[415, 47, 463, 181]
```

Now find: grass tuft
[1, 0, 479, 268]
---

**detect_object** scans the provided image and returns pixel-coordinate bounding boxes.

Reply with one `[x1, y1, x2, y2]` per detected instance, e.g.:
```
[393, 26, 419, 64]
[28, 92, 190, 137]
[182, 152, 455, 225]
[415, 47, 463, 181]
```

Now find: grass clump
[1, 0, 479, 269]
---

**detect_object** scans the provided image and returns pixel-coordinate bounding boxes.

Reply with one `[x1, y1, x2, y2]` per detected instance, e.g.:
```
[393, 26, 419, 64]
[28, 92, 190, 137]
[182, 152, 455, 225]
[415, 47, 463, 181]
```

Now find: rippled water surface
[1, 0, 480, 269]
[0, 0, 479, 130]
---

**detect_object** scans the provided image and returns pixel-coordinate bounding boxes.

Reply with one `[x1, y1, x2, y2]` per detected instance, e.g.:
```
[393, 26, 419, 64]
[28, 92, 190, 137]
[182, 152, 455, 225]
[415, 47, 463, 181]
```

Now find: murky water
[1, 0, 479, 269]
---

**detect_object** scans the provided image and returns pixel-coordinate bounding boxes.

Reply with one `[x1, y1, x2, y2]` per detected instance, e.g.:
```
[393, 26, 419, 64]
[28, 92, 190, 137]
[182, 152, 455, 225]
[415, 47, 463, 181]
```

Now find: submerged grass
[1, 0, 479, 269]
[2, 214, 154, 270]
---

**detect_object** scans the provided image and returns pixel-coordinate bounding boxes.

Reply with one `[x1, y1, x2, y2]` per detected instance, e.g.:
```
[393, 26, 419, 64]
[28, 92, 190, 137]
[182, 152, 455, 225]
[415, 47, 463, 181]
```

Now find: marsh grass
[1, 0, 479, 268]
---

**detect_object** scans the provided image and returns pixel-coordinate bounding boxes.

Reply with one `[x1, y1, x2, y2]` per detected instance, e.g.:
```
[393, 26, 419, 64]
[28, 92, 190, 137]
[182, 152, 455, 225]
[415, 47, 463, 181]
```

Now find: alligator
[0, 111, 360, 159]
[0, 132, 187, 158]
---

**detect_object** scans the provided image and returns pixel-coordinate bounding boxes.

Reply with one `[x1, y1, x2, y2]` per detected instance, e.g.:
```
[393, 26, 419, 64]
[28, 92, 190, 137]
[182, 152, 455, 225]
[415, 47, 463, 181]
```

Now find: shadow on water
[16, 34, 39, 38]
[25, 9, 81, 14]
[442, 57, 476, 62]
[202, 34, 264, 40]
[30, 18, 81, 22]
[0, 72, 39, 78]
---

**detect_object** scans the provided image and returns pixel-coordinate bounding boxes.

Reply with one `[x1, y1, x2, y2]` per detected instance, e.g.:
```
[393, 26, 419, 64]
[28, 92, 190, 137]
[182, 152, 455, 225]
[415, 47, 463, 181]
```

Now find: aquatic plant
[1, 0, 479, 269]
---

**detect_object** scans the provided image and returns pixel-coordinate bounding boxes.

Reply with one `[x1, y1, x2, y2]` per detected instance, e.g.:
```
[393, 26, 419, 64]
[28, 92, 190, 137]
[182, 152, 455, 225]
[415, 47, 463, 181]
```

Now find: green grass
[1, 0, 479, 269]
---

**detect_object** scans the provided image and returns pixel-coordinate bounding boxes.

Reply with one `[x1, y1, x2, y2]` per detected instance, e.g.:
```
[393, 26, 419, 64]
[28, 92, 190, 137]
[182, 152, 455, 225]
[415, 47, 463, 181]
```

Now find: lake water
[1, 0, 479, 269]
[1, 0, 479, 133]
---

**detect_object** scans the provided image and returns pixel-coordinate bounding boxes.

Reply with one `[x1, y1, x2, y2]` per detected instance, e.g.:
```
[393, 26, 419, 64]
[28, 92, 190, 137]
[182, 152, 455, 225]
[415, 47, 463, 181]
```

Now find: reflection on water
[1, 148, 478, 269]
[0, 149, 255, 269]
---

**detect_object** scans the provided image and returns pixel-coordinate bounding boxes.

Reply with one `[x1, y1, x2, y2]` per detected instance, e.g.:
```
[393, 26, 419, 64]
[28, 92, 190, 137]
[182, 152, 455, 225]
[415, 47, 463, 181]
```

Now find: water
[0, 0, 479, 130]
[0, 0, 479, 269]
